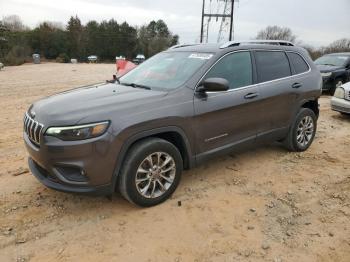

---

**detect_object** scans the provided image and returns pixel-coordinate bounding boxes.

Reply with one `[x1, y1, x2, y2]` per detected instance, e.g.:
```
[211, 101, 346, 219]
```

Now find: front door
[193, 51, 261, 160]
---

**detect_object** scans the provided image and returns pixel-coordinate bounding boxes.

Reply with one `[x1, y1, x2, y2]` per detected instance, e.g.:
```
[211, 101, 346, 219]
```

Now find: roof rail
[220, 40, 294, 49]
[168, 43, 198, 50]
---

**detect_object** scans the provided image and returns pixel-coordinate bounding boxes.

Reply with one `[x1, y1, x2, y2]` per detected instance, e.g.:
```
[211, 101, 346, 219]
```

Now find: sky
[1, 0, 349, 47]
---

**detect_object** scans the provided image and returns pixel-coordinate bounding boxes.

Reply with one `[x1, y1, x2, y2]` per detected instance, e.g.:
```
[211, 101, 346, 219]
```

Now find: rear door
[193, 51, 261, 159]
[253, 50, 299, 141]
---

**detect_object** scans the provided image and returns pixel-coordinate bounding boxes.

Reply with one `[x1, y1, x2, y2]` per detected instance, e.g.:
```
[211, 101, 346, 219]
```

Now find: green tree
[30, 22, 67, 59]
[84, 20, 100, 57]
[119, 22, 137, 59]
[67, 16, 84, 59]
[137, 20, 178, 58]
[0, 14, 180, 65]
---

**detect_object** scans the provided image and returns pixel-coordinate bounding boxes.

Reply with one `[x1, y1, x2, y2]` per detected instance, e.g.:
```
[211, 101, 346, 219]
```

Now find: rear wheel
[118, 138, 183, 207]
[284, 108, 317, 152]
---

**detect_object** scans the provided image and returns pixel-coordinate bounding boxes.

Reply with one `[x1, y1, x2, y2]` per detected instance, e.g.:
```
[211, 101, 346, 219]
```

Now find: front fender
[110, 125, 194, 192]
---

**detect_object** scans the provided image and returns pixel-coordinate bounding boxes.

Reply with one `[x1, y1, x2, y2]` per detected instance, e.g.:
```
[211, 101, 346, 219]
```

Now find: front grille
[23, 112, 44, 145]
[346, 90, 350, 101]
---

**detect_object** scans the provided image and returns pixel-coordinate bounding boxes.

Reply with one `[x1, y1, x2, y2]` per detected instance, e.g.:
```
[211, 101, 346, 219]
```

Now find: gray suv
[23, 40, 322, 206]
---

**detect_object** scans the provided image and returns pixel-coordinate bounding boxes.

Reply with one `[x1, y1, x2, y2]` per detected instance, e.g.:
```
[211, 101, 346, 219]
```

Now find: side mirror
[197, 78, 229, 93]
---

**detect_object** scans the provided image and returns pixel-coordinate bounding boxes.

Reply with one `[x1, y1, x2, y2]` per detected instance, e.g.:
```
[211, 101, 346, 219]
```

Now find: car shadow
[24, 142, 287, 213]
[332, 112, 350, 122]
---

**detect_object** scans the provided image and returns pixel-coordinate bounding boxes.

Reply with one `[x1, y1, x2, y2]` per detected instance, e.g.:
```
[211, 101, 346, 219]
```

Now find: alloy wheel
[296, 116, 314, 147]
[135, 152, 176, 199]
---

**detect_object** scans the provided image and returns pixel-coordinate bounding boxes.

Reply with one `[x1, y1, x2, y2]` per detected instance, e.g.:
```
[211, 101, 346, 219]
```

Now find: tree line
[1, 16, 349, 66]
[0, 15, 179, 65]
[255, 25, 350, 60]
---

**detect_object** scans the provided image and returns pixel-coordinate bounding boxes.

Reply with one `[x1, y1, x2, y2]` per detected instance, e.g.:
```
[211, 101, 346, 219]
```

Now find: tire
[284, 108, 317, 152]
[118, 138, 183, 207]
[330, 78, 343, 95]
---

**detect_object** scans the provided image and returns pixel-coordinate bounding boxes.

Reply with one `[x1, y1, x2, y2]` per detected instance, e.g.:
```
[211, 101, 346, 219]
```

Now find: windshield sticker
[189, 53, 213, 60]
[337, 56, 348, 60]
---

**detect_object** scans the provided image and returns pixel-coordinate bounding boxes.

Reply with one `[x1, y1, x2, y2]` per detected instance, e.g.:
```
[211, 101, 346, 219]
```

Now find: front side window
[255, 51, 291, 83]
[119, 51, 213, 90]
[204, 51, 253, 90]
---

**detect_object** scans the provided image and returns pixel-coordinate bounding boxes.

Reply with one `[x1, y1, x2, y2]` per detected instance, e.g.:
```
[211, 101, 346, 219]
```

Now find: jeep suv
[23, 40, 322, 206]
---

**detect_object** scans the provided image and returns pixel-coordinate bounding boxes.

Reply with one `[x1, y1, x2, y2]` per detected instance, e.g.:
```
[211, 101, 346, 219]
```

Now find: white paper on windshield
[188, 53, 213, 60]
[338, 57, 348, 60]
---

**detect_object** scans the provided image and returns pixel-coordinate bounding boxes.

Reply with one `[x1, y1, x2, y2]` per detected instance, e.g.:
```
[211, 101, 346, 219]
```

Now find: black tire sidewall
[291, 108, 317, 152]
[120, 139, 183, 207]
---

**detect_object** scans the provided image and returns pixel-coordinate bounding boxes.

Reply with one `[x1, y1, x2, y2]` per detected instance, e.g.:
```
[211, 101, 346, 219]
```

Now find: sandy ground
[0, 63, 349, 262]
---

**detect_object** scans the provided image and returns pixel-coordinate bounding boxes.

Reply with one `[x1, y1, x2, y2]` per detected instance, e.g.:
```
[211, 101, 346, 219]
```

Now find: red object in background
[116, 59, 137, 77]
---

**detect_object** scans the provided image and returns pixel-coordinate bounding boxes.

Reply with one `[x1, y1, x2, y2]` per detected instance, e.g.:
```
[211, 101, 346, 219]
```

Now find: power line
[200, 0, 237, 43]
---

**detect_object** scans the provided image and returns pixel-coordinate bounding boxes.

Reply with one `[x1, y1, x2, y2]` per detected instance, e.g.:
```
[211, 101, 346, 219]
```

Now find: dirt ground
[0, 63, 349, 262]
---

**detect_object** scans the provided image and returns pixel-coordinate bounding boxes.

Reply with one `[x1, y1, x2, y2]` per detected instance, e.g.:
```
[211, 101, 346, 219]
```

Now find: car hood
[341, 81, 350, 91]
[316, 64, 344, 73]
[31, 83, 167, 126]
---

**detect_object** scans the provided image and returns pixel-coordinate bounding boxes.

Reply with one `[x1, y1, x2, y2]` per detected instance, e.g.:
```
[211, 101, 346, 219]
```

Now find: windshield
[119, 51, 213, 90]
[314, 55, 348, 67]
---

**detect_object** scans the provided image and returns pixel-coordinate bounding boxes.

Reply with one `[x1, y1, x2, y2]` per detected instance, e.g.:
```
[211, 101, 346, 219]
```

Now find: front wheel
[284, 108, 317, 152]
[118, 138, 183, 207]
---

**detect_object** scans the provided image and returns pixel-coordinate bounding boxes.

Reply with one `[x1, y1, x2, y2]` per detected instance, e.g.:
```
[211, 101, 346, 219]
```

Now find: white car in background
[87, 55, 98, 63]
[331, 82, 350, 115]
[0, 62, 4, 70]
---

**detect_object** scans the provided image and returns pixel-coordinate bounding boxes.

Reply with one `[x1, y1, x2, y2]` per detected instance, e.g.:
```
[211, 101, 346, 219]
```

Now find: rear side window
[287, 52, 309, 74]
[255, 51, 291, 83]
[204, 51, 252, 90]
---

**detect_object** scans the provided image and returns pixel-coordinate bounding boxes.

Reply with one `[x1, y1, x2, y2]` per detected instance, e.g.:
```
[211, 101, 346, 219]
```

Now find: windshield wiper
[106, 74, 120, 84]
[120, 82, 151, 90]
[322, 63, 336, 66]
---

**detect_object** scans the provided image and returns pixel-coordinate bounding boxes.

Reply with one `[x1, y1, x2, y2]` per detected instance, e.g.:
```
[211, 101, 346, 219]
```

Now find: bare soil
[0, 63, 349, 262]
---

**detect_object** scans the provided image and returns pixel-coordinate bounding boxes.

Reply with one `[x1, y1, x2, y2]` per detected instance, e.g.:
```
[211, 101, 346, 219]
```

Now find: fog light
[55, 166, 89, 182]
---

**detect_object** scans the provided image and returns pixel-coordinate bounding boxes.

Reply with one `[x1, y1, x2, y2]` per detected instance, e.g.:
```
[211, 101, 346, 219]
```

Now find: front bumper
[28, 158, 112, 195]
[331, 97, 350, 114]
[24, 131, 118, 195]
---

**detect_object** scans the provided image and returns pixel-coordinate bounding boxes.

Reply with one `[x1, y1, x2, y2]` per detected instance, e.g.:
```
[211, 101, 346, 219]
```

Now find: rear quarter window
[255, 51, 291, 83]
[287, 52, 309, 74]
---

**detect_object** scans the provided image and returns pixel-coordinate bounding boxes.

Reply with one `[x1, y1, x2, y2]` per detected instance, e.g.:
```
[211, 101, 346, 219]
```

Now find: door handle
[292, 83, 302, 89]
[244, 92, 259, 99]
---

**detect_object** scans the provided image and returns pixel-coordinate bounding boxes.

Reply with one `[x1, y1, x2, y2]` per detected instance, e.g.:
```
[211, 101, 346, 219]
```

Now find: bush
[56, 53, 70, 63]
[4, 45, 30, 65]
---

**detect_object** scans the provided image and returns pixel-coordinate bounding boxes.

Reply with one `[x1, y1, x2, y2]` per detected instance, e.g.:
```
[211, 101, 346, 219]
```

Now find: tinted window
[255, 51, 291, 83]
[205, 51, 252, 90]
[287, 52, 309, 74]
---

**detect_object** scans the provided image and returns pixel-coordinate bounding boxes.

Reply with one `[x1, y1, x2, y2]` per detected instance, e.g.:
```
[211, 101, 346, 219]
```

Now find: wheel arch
[300, 99, 319, 118]
[111, 126, 194, 192]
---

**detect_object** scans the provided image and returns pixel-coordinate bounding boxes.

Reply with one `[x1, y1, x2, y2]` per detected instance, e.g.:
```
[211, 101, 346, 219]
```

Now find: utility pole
[200, 0, 236, 44]
[200, 0, 205, 43]
[229, 0, 234, 41]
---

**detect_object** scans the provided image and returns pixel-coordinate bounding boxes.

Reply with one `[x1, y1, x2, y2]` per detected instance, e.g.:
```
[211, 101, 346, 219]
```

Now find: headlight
[45, 121, 110, 141]
[321, 72, 332, 77]
[333, 87, 345, 99]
